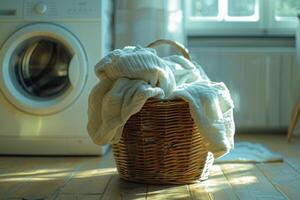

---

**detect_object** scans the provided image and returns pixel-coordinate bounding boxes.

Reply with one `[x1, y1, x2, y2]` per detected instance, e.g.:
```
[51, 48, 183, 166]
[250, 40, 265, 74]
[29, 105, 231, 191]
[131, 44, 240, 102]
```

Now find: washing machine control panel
[24, 0, 101, 20]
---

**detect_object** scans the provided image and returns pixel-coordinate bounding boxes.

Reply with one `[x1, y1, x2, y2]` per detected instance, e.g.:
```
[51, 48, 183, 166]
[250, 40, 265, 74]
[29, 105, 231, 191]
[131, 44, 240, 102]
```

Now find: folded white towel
[87, 46, 235, 158]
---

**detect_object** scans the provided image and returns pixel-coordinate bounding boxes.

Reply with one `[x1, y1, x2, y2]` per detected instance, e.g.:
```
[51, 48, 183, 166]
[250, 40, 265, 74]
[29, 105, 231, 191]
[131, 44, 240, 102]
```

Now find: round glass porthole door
[13, 38, 71, 99]
[0, 23, 87, 115]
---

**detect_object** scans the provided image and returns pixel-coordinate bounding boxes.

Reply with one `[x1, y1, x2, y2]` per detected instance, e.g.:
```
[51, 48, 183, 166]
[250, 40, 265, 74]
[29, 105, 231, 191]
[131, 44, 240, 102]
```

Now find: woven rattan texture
[112, 98, 213, 184]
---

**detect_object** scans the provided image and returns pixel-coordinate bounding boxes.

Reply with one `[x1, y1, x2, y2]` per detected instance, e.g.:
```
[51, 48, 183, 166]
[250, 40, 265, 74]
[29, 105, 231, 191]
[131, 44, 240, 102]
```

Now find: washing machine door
[0, 23, 88, 115]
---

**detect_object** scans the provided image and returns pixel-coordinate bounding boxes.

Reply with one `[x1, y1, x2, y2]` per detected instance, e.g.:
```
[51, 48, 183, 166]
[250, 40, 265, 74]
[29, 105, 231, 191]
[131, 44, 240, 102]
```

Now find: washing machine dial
[34, 3, 48, 15]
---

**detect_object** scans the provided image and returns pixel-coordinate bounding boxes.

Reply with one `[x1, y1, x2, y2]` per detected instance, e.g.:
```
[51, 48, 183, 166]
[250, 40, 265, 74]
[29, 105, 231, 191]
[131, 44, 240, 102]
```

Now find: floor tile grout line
[99, 175, 113, 200]
[255, 163, 290, 200]
[219, 164, 241, 200]
[284, 158, 300, 174]
[187, 184, 193, 200]
[145, 184, 148, 200]
[4, 158, 63, 199]
[48, 163, 84, 200]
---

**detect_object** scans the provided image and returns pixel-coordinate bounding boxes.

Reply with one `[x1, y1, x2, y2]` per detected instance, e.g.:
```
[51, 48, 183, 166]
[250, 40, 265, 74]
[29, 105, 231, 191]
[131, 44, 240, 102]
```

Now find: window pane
[228, 0, 256, 17]
[191, 0, 218, 17]
[275, 0, 300, 18]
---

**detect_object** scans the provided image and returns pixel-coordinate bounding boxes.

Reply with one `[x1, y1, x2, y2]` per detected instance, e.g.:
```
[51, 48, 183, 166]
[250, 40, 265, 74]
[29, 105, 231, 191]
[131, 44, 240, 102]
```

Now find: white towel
[87, 46, 235, 158]
[215, 142, 283, 163]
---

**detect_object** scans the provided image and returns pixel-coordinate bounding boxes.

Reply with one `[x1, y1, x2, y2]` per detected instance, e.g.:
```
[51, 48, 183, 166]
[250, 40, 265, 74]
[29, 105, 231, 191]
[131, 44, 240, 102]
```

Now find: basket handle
[147, 39, 191, 60]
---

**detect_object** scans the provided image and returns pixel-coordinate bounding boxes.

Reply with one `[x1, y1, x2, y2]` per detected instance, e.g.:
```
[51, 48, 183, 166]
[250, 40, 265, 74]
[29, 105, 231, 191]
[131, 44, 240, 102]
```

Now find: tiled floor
[1, 133, 299, 200]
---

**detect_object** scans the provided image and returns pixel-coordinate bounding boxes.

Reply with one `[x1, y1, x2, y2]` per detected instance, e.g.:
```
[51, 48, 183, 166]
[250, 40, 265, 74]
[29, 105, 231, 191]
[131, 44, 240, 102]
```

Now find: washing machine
[0, 0, 112, 155]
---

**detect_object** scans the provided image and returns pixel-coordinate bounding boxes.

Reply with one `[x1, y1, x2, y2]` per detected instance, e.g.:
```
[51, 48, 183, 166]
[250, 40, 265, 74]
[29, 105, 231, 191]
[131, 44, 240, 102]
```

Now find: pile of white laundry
[87, 46, 235, 158]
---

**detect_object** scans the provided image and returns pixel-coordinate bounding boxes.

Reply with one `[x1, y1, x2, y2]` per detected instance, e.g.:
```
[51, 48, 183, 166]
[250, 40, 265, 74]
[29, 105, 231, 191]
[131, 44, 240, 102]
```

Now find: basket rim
[145, 98, 188, 106]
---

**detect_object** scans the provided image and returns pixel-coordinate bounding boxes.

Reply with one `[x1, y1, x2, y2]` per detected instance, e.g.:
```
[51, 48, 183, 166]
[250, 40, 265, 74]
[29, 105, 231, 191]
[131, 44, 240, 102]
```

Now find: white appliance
[0, 0, 111, 155]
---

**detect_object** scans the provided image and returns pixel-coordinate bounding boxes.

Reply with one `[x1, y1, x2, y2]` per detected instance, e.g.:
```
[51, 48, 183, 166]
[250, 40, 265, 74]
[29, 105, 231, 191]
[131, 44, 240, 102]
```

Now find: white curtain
[293, 16, 300, 135]
[296, 19, 300, 97]
[114, 0, 185, 56]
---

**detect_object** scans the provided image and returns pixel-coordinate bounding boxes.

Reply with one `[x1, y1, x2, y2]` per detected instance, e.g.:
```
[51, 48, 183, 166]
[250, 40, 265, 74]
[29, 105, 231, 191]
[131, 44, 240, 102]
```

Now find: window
[275, 0, 300, 18]
[191, 0, 258, 21]
[227, 0, 257, 20]
[186, 0, 300, 36]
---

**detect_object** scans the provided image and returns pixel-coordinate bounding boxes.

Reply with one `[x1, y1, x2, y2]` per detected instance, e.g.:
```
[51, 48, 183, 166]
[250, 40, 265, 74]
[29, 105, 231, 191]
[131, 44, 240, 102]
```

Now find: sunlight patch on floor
[230, 175, 258, 185]
[202, 177, 233, 192]
[147, 192, 189, 200]
[73, 167, 117, 178]
[0, 168, 72, 177]
[0, 167, 117, 183]
[0, 169, 71, 182]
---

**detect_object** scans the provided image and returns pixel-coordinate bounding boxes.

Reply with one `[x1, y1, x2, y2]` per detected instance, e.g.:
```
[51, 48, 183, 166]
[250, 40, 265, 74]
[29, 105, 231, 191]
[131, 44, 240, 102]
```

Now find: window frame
[185, 0, 299, 36]
[266, 0, 298, 35]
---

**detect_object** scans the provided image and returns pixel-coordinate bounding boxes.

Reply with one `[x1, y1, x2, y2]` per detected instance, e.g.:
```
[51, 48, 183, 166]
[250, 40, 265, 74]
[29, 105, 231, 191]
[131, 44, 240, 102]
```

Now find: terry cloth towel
[215, 142, 283, 163]
[87, 46, 235, 158]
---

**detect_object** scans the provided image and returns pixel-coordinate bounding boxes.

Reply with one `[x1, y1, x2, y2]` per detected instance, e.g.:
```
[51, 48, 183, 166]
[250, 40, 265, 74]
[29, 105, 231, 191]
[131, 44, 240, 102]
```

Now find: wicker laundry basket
[112, 40, 214, 185]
